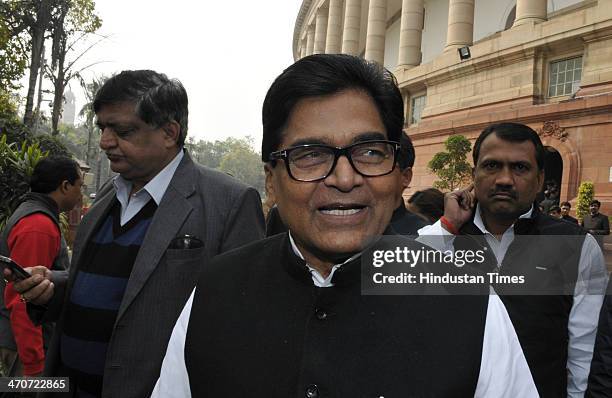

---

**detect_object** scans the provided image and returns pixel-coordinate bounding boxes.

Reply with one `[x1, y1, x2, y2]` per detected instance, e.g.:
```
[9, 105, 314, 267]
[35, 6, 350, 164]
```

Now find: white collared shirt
[418, 204, 609, 397]
[288, 232, 356, 287]
[112, 150, 184, 226]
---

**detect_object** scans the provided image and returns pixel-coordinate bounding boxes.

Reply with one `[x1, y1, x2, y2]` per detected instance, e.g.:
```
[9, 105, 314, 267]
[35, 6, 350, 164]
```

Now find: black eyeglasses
[269, 140, 400, 182]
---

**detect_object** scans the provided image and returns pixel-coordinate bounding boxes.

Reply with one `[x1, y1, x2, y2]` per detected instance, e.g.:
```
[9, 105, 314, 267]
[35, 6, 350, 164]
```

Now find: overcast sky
[56, 0, 303, 150]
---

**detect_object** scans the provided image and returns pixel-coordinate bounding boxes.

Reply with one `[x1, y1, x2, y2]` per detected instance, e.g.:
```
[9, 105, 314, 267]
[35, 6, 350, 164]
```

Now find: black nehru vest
[185, 233, 489, 398]
[454, 207, 586, 398]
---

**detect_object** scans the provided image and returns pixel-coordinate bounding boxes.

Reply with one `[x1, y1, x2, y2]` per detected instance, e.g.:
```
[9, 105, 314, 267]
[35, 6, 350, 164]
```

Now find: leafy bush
[575, 181, 594, 222]
[34, 133, 71, 158]
[427, 135, 473, 191]
[0, 135, 48, 229]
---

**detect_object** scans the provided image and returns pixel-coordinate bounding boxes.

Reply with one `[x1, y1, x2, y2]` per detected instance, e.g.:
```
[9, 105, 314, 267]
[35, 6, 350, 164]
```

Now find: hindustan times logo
[372, 246, 486, 268]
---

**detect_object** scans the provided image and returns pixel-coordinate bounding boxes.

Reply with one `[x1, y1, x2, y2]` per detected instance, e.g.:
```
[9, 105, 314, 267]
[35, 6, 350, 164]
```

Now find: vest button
[305, 384, 319, 398]
[315, 308, 327, 320]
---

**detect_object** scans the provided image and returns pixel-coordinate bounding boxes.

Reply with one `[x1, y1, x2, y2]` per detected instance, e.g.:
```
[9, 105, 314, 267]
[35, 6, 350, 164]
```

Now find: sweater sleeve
[4, 213, 60, 375]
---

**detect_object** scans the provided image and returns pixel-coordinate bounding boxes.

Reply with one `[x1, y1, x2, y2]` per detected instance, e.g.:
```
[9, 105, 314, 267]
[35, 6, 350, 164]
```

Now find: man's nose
[324, 155, 363, 192]
[494, 166, 514, 187]
[99, 128, 117, 149]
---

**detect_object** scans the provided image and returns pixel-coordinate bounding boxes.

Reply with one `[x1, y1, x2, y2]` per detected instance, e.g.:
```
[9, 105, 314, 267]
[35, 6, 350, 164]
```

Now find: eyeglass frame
[268, 139, 401, 182]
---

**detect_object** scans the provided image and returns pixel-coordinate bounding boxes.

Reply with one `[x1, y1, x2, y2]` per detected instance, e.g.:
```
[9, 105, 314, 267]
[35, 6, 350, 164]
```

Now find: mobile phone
[0, 255, 31, 281]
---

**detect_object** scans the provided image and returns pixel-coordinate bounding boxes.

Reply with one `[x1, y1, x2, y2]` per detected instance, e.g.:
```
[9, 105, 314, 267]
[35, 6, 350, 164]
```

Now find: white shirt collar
[288, 231, 361, 287]
[113, 150, 184, 206]
[473, 203, 533, 236]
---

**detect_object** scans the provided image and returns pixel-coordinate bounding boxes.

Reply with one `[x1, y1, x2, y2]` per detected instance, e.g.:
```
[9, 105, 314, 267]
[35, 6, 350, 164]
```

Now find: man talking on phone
[1, 157, 82, 383]
[419, 122, 608, 397]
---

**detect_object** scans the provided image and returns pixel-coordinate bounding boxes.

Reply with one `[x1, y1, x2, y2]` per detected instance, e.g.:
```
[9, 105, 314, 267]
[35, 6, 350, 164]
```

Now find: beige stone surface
[398, 0, 424, 68]
[365, 0, 388, 64]
[326, 0, 343, 54]
[513, 0, 547, 26]
[293, 0, 612, 212]
[306, 24, 315, 56]
[342, 0, 362, 55]
[313, 6, 328, 54]
[444, 0, 474, 51]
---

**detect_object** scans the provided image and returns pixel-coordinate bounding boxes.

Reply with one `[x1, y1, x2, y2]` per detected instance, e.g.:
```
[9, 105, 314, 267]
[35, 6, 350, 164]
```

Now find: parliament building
[293, 0, 612, 214]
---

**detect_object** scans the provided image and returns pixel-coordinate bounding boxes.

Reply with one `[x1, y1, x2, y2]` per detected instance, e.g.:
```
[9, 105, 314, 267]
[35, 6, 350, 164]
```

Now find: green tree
[0, 0, 57, 127]
[78, 75, 105, 165]
[219, 145, 265, 195]
[576, 181, 594, 222]
[187, 136, 265, 196]
[427, 135, 472, 191]
[47, 0, 102, 135]
[0, 135, 47, 229]
[0, 2, 29, 90]
[0, 89, 29, 144]
[57, 123, 87, 159]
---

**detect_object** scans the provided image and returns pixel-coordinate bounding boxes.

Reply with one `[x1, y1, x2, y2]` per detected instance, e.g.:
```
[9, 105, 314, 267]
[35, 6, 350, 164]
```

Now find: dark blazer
[31, 152, 265, 397]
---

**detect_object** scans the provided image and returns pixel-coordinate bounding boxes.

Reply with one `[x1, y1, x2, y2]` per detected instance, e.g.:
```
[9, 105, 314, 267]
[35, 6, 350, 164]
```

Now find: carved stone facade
[539, 121, 568, 142]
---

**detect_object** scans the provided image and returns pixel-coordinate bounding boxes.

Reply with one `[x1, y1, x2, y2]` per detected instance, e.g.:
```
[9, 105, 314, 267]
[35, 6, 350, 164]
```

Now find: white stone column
[306, 24, 315, 56]
[444, 0, 474, 52]
[313, 7, 328, 54]
[300, 38, 307, 59]
[325, 0, 343, 54]
[365, 0, 387, 64]
[513, 0, 547, 26]
[342, 0, 362, 55]
[398, 0, 424, 68]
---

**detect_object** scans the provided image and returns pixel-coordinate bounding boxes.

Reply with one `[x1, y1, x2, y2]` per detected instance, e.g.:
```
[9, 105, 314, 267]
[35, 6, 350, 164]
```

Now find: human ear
[162, 121, 181, 146]
[401, 168, 412, 189]
[264, 164, 276, 205]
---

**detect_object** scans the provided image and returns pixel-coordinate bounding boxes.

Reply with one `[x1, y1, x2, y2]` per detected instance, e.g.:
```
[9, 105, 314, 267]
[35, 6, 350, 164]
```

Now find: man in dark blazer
[6, 70, 265, 397]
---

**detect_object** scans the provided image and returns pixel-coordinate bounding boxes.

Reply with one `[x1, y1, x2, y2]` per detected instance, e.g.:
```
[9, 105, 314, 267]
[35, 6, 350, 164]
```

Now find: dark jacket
[586, 278, 612, 398]
[390, 205, 429, 235]
[454, 207, 586, 397]
[29, 153, 265, 398]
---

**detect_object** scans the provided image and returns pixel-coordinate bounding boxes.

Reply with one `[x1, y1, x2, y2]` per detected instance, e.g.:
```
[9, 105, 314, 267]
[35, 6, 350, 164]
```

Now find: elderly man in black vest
[151, 55, 539, 397]
[419, 122, 609, 397]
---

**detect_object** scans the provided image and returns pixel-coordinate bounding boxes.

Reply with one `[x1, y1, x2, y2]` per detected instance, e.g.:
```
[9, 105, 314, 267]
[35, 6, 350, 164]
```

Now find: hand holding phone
[0, 255, 32, 281]
[1, 257, 54, 307]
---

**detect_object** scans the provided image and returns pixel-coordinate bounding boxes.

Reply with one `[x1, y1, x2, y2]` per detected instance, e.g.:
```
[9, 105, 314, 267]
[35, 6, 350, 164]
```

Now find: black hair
[261, 54, 404, 163]
[548, 205, 561, 213]
[398, 132, 415, 170]
[407, 188, 444, 222]
[93, 70, 189, 146]
[560, 201, 571, 208]
[590, 200, 601, 206]
[473, 122, 545, 170]
[30, 157, 80, 194]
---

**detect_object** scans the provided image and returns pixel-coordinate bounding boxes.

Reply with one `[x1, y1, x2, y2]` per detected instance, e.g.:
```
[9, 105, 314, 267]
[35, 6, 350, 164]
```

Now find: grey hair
[93, 70, 189, 146]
